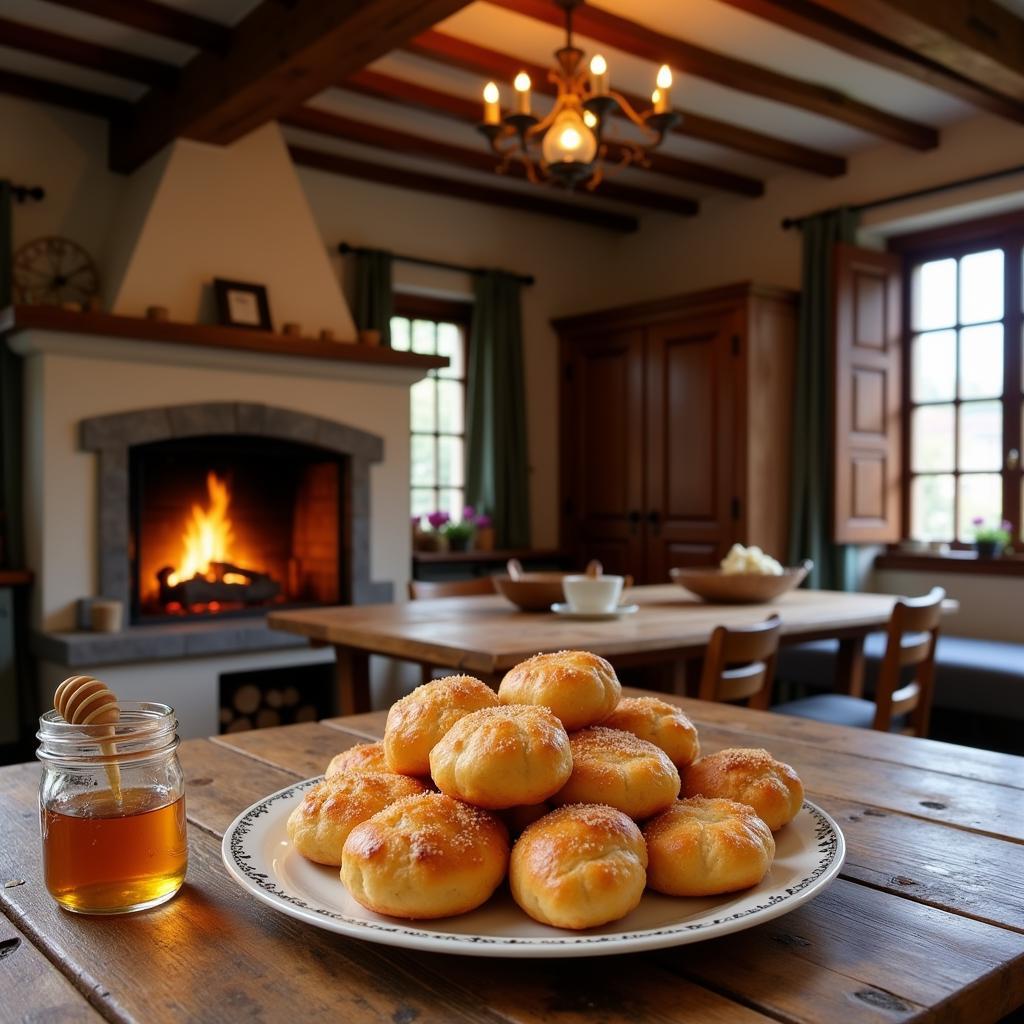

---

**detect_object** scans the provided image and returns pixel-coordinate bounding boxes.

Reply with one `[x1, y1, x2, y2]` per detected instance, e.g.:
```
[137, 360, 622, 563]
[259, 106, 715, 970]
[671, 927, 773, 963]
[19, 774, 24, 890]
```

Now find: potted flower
[972, 516, 1011, 558]
[473, 512, 495, 552]
[413, 511, 449, 552]
[442, 507, 476, 552]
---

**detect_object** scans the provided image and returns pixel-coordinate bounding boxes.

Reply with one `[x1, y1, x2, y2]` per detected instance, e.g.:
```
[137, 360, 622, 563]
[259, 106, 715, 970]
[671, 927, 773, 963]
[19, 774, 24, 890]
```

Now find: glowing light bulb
[514, 72, 531, 93]
[483, 81, 499, 104]
[590, 54, 607, 76]
[656, 64, 673, 90]
[583, 110, 598, 128]
[589, 53, 609, 96]
[652, 88, 661, 105]
[513, 71, 531, 114]
[542, 107, 598, 166]
[482, 80, 500, 124]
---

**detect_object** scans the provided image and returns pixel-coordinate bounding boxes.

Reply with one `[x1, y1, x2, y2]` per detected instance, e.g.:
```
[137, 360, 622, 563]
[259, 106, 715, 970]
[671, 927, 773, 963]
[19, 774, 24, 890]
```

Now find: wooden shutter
[832, 243, 903, 543]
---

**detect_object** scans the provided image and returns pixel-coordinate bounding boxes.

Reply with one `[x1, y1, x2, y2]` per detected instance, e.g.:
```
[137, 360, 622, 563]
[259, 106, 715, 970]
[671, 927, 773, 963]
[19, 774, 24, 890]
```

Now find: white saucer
[550, 602, 639, 620]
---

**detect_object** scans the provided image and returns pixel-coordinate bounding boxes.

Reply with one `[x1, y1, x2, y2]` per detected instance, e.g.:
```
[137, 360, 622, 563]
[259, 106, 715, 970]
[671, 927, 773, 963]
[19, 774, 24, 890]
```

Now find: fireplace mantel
[1, 305, 446, 374]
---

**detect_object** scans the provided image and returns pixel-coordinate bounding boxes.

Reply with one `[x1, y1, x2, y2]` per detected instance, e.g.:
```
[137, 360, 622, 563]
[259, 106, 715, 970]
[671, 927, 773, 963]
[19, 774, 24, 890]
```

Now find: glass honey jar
[37, 702, 188, 914]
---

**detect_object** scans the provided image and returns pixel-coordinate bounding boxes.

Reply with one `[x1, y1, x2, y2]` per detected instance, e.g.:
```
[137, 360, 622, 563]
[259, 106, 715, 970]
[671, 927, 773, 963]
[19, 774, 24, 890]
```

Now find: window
[389, 296, 470, 520]
[903, 221, 1023, 544]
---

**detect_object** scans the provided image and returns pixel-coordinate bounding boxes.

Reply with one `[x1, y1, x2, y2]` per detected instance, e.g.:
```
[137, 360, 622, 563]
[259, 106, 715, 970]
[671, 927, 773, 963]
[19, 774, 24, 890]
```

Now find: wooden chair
[777, 587, 945, 737]
[407, 576, 497, 681]
[698, 615, 782, 709]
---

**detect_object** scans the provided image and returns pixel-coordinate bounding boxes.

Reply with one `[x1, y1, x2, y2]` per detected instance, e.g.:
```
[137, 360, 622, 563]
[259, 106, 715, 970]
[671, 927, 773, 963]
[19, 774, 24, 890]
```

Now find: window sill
[875, 550, 1024, 576]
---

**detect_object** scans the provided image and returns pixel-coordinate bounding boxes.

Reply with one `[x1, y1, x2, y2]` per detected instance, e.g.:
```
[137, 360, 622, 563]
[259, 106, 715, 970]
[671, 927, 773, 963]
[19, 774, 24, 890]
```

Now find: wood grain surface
[2, 689, 1021, 1023]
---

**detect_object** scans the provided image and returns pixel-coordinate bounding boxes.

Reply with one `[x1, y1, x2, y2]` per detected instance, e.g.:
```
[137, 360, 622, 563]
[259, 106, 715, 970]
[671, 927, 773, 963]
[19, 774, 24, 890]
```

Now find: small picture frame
[213, 278, 273, 331]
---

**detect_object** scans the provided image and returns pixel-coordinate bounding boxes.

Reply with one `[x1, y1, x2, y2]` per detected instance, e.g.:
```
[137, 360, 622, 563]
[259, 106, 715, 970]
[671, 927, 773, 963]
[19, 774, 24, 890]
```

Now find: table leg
[333, 646, 371, 715]
[836, 635, 866, 697]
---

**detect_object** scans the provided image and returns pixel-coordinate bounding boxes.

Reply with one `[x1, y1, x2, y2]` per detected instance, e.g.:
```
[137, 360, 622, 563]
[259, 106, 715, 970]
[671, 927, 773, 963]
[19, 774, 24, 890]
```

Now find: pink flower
[426, 510, 450, 530]
[971, 516, 984, 526]
[474, 513, 492, 528]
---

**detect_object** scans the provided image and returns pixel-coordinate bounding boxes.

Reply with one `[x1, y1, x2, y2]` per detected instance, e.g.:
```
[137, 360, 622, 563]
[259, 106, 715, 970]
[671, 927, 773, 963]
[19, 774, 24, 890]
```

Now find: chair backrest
[698, 614, 782, 709]
[407, 576, 497, 600]
[874, 587, 945, 737]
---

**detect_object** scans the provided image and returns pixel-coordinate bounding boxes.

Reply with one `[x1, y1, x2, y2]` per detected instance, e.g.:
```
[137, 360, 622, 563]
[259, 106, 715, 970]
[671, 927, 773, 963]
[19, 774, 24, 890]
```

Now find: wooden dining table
[269, 585, 957, 715]
[2, 689, 1021, 1023]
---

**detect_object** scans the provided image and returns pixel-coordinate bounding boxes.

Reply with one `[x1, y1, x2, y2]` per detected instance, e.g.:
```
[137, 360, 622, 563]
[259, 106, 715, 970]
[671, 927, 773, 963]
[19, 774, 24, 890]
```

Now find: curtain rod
[3, 182, 45, 203]
[780, 162, 1024, 230]
[337, 242, 535, 286]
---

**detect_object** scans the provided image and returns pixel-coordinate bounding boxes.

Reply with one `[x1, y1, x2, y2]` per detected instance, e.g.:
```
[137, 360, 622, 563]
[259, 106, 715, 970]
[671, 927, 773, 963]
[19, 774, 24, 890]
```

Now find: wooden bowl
[493, 573, 567, 612]
[669, 561, 812, 604]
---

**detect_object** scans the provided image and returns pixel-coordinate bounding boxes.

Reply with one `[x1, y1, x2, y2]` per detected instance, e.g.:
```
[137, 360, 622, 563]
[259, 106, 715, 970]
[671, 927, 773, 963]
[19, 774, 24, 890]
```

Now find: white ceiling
[0, 0, 1008, 201]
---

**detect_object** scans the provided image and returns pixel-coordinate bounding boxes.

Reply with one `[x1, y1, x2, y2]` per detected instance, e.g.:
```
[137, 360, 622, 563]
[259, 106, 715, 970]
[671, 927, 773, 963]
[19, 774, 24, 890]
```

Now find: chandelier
[477, 0, 680, 189]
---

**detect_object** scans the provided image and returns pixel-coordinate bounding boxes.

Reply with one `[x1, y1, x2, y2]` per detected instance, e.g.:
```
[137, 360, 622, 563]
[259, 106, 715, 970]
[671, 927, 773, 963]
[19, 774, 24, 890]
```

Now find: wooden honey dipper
[54, 675, 123, 802]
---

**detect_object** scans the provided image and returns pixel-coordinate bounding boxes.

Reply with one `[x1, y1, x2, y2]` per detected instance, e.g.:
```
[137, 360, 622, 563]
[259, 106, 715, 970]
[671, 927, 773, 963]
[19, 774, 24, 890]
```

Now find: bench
[776, 634, 1024, 720]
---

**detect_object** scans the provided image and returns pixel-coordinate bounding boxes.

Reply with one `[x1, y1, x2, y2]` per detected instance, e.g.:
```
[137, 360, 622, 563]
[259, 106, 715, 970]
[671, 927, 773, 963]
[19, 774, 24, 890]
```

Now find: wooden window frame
[392, 293, 472, 519]
[891, 210, 1024, 549]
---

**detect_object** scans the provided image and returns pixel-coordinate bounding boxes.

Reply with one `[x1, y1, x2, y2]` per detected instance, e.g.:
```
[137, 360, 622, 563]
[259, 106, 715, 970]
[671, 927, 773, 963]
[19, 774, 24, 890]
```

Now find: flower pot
[414, 531, 448, 553]
[474, 527, 495, 552]
[447, 534, 471, 552]
[975, 540, 1003, 559]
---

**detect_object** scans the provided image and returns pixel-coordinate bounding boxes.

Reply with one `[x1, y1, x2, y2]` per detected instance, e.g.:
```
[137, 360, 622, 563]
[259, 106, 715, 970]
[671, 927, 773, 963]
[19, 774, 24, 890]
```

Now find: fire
[167, 472, 247, 586]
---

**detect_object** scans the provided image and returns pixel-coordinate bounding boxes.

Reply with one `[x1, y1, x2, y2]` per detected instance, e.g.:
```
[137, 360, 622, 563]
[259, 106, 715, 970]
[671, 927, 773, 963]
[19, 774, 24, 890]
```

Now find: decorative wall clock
[12, 236, 100, 306]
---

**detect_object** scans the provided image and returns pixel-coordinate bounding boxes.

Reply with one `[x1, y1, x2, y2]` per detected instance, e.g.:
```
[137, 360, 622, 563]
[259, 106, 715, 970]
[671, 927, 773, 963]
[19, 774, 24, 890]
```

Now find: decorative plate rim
[220, 778, 845, 958]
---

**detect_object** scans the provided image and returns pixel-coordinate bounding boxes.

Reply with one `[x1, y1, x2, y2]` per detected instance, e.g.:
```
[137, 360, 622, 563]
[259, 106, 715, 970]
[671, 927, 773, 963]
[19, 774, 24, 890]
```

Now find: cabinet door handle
[647, 510, 661, 535]
[627, 510, 641, 535]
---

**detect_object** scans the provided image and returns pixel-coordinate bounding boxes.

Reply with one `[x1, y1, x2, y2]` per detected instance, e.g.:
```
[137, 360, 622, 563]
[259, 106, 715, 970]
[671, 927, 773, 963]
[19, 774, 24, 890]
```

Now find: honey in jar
[37, 702, 188, 914]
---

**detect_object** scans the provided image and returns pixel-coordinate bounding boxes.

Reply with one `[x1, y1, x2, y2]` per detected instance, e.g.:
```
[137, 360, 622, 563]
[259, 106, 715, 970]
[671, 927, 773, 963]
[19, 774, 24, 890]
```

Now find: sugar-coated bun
[600, 696, 700, 769]
[498, 650, 621, 731]
[644, 797, 775, 896]
[552, 726, 680, 820]
[384, 675, 498, 776]
[341, 792, 509, 920]
[510, 804, 647, 930]
[287, 772, 428, 866]
[325, 741, 388, 779]
[429, 704, 572, 809]
[680, 747, 804, 831]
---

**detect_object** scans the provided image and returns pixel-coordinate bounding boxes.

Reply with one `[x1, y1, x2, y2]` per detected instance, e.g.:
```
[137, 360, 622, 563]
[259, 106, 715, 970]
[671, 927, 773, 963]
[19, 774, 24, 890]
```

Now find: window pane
[959, 323, 1003, 399]
[912, 330, 956, 402]
[436, 322, 465, 379]
[411, 319, 436, 355]
[411, 434, 435, 486]
[912, 404, 955, 471]
[411, 488, 435, 517]
[958, 400, 1002, 471]
[958, 474, 1002, 542]
[390, 317, 410, 352]
[437, 380, 464, 434]
[410, 378, 436, 432]
[438, 435, 464, 487]
[438, 488, 463, 520]
[911, 474, 954, 540]
[959, 249, 1003, 324]
[912, 259, 956, 331]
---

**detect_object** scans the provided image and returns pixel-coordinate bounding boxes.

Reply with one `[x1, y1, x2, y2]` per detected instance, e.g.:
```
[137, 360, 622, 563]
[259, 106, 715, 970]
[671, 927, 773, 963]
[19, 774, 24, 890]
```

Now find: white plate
[221, 779, 845, 958]
[550, 603, 640, 620]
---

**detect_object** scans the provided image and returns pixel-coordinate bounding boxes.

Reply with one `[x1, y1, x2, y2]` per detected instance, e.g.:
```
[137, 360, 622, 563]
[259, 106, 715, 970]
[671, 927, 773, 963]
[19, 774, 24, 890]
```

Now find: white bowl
[562, 575, 624, 614]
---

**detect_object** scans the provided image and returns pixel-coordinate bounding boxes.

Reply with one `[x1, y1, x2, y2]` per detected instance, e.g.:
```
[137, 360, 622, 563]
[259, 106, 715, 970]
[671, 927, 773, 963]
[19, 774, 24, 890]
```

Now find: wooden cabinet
[556, 283, 796, 584]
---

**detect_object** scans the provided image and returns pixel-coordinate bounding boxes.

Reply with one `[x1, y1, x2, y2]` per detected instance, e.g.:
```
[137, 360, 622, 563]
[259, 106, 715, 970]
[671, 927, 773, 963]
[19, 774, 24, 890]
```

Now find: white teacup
[562, 575, 624, 614]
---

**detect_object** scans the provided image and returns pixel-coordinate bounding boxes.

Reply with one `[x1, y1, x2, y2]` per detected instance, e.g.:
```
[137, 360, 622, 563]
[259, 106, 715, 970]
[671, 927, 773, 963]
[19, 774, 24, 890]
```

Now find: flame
[167, 472, 235, 586]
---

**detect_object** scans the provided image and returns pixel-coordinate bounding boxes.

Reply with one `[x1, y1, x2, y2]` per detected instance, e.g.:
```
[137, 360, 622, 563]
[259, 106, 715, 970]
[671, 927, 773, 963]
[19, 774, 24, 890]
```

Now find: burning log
[157, 561, 281, 609]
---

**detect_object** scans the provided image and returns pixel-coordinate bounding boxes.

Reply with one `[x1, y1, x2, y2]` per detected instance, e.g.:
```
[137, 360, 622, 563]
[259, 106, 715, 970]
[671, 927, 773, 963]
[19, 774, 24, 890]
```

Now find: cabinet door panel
[560, 329, 645, 577]
[645, 313, 738, 581]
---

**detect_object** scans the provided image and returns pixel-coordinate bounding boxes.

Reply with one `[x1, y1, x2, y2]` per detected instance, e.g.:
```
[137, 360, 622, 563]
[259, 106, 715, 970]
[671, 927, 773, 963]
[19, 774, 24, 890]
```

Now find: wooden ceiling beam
[109, 0, 475, 174]
[808, 0, 1024, 104]
[288, 145, 638, 232]
[282, 106, 699, 215]
[0, 68, 130, 119]
[488, 0, 938, 150]
[340, 69, 764, 196]
[718, 0, 1024, 124]
[42, 0, 230, 53]
[0, 16, 177, 88]
[407, 30, 846, 177]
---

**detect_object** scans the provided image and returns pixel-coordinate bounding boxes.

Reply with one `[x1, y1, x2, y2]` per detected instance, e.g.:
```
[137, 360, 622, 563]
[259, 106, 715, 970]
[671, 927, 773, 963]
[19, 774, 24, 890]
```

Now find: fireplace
[130, 435, 347, 623]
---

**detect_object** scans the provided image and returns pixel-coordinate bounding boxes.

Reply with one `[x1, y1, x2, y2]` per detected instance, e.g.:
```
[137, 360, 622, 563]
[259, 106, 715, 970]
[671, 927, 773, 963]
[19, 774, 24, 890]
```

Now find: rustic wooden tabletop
[2, 688, 1022, 1023]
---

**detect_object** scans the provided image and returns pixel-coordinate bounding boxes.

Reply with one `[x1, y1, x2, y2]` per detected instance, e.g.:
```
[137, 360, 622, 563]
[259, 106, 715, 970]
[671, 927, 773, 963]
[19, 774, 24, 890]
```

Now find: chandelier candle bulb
[654, 66, 672, 113]
[589, 54, 608, 95]
[514, 72, 532, 115]
[483, 81, 500, 125]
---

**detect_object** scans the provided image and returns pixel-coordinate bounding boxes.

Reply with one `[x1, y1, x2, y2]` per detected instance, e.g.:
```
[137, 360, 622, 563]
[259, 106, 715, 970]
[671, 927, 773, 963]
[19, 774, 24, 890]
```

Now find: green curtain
[788, 207, 859, 591]
[0, 180, 23, 569]
[466, 271, 530, 548]
[353, 249, 394, 348]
